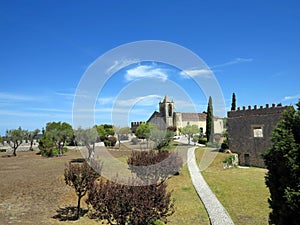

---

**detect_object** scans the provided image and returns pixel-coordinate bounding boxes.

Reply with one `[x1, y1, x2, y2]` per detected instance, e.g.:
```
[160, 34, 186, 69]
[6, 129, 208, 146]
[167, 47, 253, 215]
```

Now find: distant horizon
[1, 96, 298, 137]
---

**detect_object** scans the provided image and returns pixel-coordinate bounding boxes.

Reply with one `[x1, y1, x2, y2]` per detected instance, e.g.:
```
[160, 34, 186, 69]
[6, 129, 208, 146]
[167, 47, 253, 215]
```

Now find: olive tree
[135, 123, 152, 149]
[45, 122, 73, 156]
[5, 127, 26, 156]
[25, 129, 40, 150]
[182, 125, 199, 145]
[75, 127, 98, 160]
[114, 126, 131, 148]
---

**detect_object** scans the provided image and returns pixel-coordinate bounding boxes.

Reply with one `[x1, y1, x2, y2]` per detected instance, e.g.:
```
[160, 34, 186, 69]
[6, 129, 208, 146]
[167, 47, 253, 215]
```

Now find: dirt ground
[0, 149, 93, 225]
[0, 142, 174, 225]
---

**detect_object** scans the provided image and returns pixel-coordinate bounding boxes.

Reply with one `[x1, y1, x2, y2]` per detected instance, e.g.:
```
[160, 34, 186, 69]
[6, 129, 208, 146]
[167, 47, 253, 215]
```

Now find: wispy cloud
[179, 69, 212, 79]
[0, 109, 71, 118]
[125, 65, 168, 81]
[114, 95, 162, 107]
[0, 92, 37, 102]
[211, 57, 253, 69]
[283, 93, 300, 101]
[28, 107, 70, 113]
[106, 59, 140, 75]
[55, 92, 76, 97]
[178, 57, 253, 79]
[98, 97, 115, 105]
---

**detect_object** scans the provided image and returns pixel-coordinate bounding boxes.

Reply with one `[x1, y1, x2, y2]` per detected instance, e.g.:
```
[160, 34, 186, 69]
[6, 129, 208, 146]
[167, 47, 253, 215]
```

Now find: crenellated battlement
[227, 102, 292, 167]
[131, 121, 145, 126]
[130, 121, 145, 133]
[228, 103, 289, 118]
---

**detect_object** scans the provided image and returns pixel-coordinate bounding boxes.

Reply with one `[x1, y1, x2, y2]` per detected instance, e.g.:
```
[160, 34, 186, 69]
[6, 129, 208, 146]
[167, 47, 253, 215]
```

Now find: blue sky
[0, 0, 300, 135]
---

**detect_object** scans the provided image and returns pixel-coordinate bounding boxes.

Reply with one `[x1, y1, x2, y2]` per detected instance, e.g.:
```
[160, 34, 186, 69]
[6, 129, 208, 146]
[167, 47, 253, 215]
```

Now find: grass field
[196, 147, 271, 225]
[0, 145, 270, 225]
[166, 145, 209, 224]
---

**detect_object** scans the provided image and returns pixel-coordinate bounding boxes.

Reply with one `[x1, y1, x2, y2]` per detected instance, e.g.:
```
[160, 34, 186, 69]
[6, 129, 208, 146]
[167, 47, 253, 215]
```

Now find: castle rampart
[227, 103, 289, 167]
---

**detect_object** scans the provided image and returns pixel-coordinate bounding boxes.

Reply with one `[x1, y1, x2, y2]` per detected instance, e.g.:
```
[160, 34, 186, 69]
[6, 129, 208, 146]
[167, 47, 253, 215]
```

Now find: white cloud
[125, 65, 168, 81]
[283, 94, 300, 101]
[98, 97, 115, 105]
[106, 59, 139, 75]
[28, 107, 69, 113]
[55, 91, 89, 99]
[114, 95, 162, 107]
[0, 92, 37, 102]
[212, 57, 253, 68]
[179, 69, 212, 79]
[0, 109, 70, 118]
[55, 92, 76, 97]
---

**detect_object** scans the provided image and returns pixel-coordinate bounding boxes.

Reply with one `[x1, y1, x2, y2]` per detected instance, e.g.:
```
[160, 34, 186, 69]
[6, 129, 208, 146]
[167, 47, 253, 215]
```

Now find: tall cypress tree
[206, 96, 214, 142]
[231, 92, 236, 111]
[263, 101, 300, 224]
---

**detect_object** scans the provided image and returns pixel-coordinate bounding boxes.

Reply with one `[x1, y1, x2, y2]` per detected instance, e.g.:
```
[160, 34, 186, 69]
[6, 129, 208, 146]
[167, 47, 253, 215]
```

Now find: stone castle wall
[227, 104, 289, 167]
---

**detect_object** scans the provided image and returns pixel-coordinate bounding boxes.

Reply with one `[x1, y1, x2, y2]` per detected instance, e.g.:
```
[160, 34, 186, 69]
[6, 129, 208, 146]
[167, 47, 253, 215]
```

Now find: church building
[131, 96, 224, 135]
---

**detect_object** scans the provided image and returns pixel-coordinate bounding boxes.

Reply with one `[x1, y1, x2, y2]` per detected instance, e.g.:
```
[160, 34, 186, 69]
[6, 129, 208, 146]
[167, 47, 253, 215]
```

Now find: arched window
[168, 103, 172, 117]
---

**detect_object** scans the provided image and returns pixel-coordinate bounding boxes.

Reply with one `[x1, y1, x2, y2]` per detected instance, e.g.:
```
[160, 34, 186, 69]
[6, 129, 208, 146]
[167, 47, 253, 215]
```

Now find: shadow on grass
[52, 206, 88, 221]
[70, 158, 85, 163]
[1, 154, 15, 158]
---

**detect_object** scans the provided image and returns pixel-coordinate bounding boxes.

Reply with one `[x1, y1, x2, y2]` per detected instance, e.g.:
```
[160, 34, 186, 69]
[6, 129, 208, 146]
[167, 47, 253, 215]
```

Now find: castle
[131, 96, 224, 135]
[227, 103, 290, 167]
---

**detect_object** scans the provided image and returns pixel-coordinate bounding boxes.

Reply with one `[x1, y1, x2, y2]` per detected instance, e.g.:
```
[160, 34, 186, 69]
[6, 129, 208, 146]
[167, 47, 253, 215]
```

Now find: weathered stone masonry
[227, 104, 289, 167]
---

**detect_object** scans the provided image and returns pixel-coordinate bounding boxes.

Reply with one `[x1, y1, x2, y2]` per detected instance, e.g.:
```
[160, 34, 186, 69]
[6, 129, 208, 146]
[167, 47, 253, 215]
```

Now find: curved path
[187, 147, 234, 225]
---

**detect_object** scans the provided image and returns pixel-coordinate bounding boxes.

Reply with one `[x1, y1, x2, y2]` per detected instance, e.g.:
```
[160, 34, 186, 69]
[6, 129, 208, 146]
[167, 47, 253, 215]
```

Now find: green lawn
[196, 147, 271, 225]
[51, 145, 270, 225]
[166, 146, 209, 224]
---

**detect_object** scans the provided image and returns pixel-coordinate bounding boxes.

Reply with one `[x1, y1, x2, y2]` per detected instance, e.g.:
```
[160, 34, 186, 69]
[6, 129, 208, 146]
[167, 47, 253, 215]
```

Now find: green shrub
[52, 147, 68, 156]
[0, 149, 6, 152]
[104, 136, 117, 147]
[198, 137, 207, 145]
[40, 147, 68, 157]
[40, 148, 54, 157]
[221, 142, 229, 150]
[223, 154, 238, 168]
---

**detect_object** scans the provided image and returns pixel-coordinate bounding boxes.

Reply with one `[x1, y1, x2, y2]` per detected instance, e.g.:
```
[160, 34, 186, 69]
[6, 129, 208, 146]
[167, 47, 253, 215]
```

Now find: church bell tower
[159, 96, 174, 128]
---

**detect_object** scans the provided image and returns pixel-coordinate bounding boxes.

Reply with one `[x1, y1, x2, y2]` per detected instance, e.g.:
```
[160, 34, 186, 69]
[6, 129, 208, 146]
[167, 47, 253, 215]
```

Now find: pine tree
[206, 96, 214, 143]
[263, 101, 300, 224]
[231, 92, 236, 111]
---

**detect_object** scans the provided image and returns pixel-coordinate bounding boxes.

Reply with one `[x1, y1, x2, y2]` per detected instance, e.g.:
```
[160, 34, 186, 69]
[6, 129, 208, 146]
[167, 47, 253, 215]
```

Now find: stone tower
[159, 96, 174, 128]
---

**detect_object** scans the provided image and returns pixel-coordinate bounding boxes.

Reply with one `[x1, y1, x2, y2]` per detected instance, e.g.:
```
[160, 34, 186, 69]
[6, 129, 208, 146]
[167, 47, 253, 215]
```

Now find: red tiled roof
[181, 113, 207, 121]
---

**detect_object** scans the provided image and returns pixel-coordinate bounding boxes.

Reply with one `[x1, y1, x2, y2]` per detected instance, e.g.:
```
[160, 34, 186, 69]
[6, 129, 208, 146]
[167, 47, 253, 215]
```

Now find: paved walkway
[187, 147, 234, 225]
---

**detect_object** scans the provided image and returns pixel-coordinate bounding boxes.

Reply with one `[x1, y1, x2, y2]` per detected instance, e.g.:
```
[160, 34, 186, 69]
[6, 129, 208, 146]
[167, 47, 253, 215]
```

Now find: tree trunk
[30, 140, 34, 151]
[59, 143, 63, 156]
[13, 142, 17, 156]
[87, 143, 94, 160]
[76, 195, 81, 219]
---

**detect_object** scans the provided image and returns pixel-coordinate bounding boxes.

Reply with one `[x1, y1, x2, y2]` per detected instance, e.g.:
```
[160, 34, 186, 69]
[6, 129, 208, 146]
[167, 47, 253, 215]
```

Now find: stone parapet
[228, 104, 289, 118]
